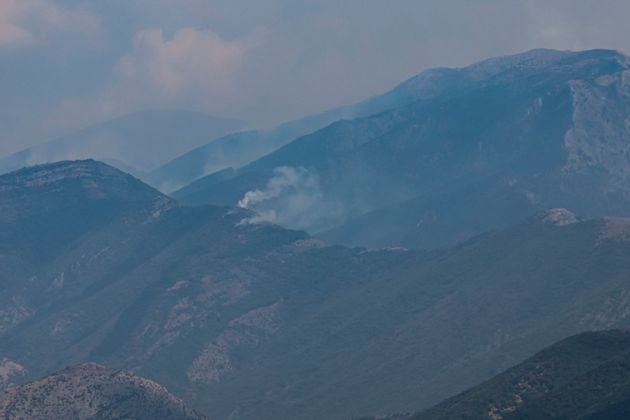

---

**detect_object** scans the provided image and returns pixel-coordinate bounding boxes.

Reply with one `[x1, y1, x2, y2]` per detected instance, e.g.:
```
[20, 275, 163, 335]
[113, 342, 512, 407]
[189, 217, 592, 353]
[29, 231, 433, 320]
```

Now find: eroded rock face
[0, 363, 205, 420]
[564, 70, 630, 185]
[599, 217, 630, 242]
[541, 208, 579, 226]
[0, 358, 25, 389]
[0, 301, 34, 337]
[188, 300, 283, 384]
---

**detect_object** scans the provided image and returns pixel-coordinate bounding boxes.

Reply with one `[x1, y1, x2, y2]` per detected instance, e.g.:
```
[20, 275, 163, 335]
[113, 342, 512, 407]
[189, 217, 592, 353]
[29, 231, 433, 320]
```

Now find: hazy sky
[2, 0, 630, 156]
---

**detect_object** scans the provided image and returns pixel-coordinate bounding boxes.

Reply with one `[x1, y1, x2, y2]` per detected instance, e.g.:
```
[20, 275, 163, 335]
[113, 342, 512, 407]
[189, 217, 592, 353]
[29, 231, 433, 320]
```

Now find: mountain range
[9, 48, 630, 254]
[169, 48, 630, 251]
[145, 67, 456, 193]
[0, 109, 243, 176]
[0, 61, 461, 196]
[3, 160, 630, 419]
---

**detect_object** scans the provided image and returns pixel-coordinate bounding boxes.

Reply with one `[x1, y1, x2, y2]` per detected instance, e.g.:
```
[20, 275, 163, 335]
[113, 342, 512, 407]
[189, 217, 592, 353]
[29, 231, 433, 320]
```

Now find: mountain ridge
[5, 160, 630, 418]
[148, 49, 567, 192]
[0, 362, 206, 420]
[171, 48, 630, 251]
[0, 109, 244, 176]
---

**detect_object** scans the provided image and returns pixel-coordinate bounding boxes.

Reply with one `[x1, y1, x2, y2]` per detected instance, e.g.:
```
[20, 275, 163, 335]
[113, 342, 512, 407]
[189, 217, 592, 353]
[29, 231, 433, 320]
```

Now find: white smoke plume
[237, 166, 322, 229]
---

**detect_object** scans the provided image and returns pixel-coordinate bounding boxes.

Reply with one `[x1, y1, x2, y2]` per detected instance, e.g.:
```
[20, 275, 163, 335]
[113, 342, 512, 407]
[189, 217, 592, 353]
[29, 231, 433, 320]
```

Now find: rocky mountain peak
[1, 159, 114, 185]
[0, 363, 206, 420]
[1, 159, 147, 191]
[466, 48, 572, 77]
[0, 159, 173, 201]
[0, 160, 174, 224]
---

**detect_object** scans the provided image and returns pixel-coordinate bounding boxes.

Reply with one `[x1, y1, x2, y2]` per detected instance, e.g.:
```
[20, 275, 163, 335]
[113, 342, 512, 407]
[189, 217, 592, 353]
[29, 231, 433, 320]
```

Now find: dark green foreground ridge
[374, 330, 630, 420]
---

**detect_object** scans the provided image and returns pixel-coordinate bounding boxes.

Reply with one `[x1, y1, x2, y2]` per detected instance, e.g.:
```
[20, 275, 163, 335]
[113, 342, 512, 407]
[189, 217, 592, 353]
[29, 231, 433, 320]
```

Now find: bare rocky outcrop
[0, 363, 206, 420]
[0, 358, 25, 389]
[599, 217, 630, 242]
[540, 208, 579, 226]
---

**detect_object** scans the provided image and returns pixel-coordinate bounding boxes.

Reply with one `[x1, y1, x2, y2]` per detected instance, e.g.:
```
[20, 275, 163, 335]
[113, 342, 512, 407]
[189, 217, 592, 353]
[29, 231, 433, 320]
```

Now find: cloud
[0, 0, 102, 48]
[116, 27, 249, 97]
[33, 26, 253, 141]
